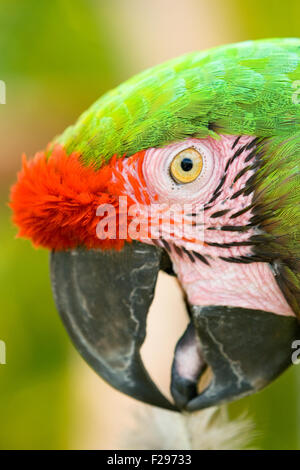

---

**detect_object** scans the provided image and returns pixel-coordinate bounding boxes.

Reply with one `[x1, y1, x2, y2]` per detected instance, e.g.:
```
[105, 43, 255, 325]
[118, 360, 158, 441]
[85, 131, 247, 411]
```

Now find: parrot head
[10, 38, 300, 411]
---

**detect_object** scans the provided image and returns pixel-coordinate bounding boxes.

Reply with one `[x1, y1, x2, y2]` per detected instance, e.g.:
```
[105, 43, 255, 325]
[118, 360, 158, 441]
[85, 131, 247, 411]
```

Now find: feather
[119, 404, 256, 450]
[54, 38, 300, 167]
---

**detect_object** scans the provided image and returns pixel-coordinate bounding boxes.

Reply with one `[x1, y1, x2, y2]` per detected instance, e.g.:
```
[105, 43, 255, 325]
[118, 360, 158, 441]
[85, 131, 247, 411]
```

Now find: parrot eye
[170, 148, 203, 184]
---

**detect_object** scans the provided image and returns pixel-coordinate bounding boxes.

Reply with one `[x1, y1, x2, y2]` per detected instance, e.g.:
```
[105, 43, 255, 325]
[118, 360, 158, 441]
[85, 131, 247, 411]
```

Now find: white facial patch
[143, 138, 219, 204]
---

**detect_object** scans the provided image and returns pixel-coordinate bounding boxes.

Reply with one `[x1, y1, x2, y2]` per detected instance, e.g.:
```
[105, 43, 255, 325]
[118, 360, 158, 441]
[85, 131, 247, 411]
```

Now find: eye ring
[170, 147, 203, 184]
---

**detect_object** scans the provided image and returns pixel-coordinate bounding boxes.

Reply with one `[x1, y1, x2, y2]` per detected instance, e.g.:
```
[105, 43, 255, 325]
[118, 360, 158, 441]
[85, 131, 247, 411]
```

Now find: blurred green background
[0, 0, 299, 449]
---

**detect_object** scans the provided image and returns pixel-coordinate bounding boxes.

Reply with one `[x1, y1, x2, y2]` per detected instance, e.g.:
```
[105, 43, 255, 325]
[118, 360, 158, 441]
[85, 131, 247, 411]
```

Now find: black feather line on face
[224, 145, 246, 173]
[206, 240, 256, 248]
[243, 185, 255, 197]
[233, 165, 252, 184]
[207, 190, 222, 205]
[246, 137, 260, 150]
[213, 175, 226, 196]
[224, 158, 232, 173]
[182, 247, 195, 262]
[172, 244, 211, 266]
[249, 159, 263, 172]
[250, 234, 275, 243]
[230, 204, 253, 219]
[210, 209, 231, 218]
[248, 213, 271, 226]
[220, 225, 251, 232]
[219, 254, 273, 264]
[244, 173, 257, 188]
[192, 251, 210, 265]
[244, 148, 258, 163]
[230, 188, 245, 200]
[231, 135, 242, 149]
[231, 144, 246, 162]
[161, 239, 171, 252]
[219, 256, 249, 264]
[174, 244, 184, 258]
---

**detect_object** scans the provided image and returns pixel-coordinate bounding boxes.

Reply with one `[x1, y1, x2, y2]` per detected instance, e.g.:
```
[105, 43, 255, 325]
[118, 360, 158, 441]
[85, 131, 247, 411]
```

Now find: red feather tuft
[9, 145, 146, 251]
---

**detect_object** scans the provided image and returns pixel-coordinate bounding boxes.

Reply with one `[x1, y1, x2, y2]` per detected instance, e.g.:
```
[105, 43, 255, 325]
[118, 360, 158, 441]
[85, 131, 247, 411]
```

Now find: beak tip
[173, 305, 300, 411]
[171, 377, 198, 410]
[51, 242, 178, 412]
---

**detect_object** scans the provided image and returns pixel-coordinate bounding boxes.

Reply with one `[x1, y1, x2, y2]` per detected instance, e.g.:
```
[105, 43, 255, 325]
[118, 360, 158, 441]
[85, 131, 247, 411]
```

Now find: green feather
[54, 38, 300, 165]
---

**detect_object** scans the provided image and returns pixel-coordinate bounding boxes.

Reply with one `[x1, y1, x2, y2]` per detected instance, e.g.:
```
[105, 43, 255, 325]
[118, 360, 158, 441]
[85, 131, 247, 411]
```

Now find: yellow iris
[170, 148, 203, 184]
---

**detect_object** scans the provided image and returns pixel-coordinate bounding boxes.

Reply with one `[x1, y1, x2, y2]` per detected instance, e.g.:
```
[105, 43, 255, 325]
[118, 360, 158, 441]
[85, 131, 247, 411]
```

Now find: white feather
[120, 404, 256, 450]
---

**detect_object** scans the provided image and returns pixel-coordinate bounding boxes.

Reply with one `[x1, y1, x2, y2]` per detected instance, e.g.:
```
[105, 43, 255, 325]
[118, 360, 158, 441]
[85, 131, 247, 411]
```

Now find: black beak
[50, 242, 176, 411]
[171, 305, 300, 411]
[50, 242, 300, 412]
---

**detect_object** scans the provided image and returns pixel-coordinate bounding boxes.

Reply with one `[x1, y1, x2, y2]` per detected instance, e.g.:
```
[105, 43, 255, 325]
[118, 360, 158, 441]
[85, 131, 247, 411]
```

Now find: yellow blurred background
[1, 0, 300, 449]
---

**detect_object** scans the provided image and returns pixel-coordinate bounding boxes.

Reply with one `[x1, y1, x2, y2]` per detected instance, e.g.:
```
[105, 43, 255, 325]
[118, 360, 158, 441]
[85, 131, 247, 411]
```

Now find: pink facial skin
[140, 135, 294, 318]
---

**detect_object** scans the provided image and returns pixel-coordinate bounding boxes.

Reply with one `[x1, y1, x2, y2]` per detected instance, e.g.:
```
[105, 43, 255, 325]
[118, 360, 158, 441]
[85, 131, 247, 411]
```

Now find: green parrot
[10, 38, 300, 412]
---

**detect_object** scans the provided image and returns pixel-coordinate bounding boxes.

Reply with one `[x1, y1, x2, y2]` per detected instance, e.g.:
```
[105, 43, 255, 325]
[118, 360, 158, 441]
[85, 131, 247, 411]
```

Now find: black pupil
[180, 158, 193, 172]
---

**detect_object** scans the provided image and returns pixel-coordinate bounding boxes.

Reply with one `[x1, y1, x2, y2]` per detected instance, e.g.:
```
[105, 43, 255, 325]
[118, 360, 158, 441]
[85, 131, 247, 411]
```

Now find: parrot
[10, 38, 300, 413]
